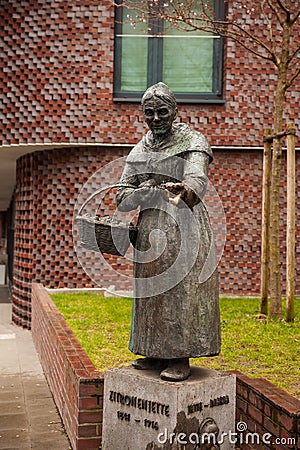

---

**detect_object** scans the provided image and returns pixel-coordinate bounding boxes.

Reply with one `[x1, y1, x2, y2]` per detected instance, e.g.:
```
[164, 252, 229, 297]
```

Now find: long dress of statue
[116, 83, 220, 381]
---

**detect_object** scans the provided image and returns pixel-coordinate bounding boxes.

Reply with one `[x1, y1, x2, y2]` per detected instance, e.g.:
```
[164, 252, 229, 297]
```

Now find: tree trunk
[269, 135, 283, 318]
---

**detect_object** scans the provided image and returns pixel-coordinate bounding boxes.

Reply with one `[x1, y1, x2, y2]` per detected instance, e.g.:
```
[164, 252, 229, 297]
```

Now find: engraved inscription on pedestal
[103, 366, 236, 450]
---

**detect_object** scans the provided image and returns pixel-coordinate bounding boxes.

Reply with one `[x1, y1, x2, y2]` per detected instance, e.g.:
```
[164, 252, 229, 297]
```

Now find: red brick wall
[1, 0, 299, 148]
[234, 371, 300, 450]
[31, 284, 300, 450]
[12, 146, 300, 328]
[12, 153, 35, 326]
[31, 283, 104, 450]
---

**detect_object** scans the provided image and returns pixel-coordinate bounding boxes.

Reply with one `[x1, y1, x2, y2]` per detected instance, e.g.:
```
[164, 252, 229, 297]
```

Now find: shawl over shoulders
[126, 123, 213, 163]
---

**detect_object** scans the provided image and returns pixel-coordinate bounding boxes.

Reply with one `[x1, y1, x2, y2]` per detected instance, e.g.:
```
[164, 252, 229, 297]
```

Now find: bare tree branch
[288, 43, 300, 64]
[275, 0, 291, 18]
[260, 1, 279, 60]
[226, 34, 276, 62]
[290, 9, 300, 25]
[223, 21, 278, 64]
[265, 0, 285, 28]
[287, 64, 300, 88]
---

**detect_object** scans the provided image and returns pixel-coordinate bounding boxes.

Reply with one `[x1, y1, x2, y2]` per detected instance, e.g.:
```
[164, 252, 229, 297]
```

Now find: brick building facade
[1, 0, 299, 328]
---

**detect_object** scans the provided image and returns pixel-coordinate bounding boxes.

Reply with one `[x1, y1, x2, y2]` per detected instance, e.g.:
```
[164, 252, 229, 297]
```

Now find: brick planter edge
[31, 283, 103, 450]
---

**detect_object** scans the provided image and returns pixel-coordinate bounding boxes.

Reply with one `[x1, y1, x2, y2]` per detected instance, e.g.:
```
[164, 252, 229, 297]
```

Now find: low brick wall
[234, 371, 300, 449]
[32, 284, 300, 450]
[31, 283, 104, 450]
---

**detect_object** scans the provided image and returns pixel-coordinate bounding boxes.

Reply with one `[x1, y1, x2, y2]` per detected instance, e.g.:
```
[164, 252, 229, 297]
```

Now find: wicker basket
[76, 184, 138, 256]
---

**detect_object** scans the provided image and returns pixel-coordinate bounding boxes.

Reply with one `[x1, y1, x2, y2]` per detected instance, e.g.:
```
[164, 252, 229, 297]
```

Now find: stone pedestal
[103, 366, 236, 450]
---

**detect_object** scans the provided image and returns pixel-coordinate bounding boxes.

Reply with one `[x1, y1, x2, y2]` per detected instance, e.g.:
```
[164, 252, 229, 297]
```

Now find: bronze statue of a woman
[117, 83, 220, 382]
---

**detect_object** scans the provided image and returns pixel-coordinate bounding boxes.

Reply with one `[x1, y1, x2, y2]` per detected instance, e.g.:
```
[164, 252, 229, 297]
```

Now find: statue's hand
[164, 182, 185, 195]
[163, 182, 187, 206]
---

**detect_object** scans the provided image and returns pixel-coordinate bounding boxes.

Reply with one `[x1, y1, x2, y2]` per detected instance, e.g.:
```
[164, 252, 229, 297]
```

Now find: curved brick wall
[12, 146, 300, 328]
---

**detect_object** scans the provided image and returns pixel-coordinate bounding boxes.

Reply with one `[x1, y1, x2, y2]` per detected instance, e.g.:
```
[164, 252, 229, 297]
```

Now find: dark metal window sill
[113, 95, 226, 105]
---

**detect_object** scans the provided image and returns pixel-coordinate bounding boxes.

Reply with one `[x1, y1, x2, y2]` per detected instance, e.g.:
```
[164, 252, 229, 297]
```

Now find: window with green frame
[114, 0, 225, 103]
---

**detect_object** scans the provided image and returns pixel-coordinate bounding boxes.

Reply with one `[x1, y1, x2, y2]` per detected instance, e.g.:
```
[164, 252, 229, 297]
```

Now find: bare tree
[117, 0, 300, 318]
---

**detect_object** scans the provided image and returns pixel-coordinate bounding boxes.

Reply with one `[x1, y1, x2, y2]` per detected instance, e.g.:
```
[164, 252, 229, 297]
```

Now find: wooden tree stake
[286, 122, 296, 322]
[260, 129, 272, 315]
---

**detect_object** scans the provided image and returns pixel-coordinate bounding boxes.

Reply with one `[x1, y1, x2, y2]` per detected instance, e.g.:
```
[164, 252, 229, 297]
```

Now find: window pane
[162, 31, 215, 93]
[161, 0, 216, 93]
[119, 37, 148, 91]
[118, 5, 148, 92]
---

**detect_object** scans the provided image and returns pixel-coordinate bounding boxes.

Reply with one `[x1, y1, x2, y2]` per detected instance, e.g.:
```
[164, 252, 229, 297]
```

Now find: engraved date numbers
[117, 410, 131, 422]
[144, 419, 159, 430]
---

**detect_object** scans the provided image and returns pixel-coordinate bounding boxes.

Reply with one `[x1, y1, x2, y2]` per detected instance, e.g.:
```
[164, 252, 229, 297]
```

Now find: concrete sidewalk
[0, 288, 71, 450]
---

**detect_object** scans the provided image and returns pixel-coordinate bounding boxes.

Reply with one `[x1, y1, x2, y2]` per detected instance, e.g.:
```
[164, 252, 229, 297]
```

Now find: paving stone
[0, 401, 25, 414]
[0, 427, 30, 450]
[29, 414, 66, 432]
[0, 414, 28, 430]
[23, 380, 53, 400]
[26, 398, 57, 414]
[31, 436, 72, 450]
[0, 391, 23, 402]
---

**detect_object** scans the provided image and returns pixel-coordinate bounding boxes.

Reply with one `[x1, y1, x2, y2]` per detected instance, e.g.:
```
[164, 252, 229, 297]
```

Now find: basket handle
[77, 183, 136, 216]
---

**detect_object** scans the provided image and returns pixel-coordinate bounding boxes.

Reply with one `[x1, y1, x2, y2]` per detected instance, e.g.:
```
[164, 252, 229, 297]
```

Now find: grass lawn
[51, 293, 300, 399]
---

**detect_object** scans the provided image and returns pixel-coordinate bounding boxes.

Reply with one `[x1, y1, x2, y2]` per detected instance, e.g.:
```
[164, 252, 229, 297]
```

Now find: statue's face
[143, 97, 177, 136]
